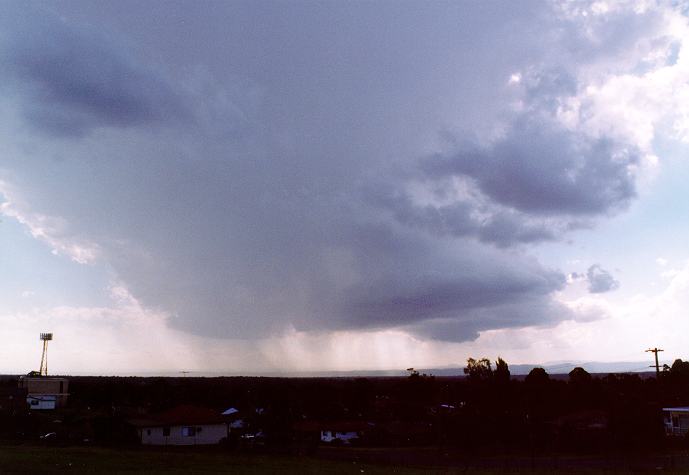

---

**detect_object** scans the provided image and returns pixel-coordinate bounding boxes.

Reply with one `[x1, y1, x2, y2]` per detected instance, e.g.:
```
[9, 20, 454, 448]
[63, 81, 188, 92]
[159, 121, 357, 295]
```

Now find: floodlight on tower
[39, 333, 52, 376]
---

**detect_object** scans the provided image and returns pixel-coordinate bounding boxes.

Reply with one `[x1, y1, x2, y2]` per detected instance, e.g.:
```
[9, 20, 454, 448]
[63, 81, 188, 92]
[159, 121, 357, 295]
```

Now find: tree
[464, 358, 493, 382]
[667, 359, 689, 386]
[525, 367, 550, 386]
[568, 366, 592, 385]
[670, 358, 689, 377]
[494, 357, 510, 384]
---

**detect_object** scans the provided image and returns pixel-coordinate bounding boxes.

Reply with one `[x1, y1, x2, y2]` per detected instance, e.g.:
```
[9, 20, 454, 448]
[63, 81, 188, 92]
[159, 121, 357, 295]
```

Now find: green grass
[0, 445, 435, 474]
[2, 444, 689, 474]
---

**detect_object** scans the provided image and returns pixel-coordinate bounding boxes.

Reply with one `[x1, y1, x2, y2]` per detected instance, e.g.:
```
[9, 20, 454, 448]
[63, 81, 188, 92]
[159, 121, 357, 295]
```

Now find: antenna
[646, 347, 663, 377]
[39, 333, 53, 376]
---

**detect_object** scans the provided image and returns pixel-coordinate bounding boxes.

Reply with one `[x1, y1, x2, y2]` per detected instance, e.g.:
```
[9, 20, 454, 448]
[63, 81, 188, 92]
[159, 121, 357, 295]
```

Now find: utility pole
[646, 348, 664, 376]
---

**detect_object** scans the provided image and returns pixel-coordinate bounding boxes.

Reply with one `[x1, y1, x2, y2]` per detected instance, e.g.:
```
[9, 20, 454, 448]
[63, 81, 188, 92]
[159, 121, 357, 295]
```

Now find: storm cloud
[0, 10, 188, 136]
[422, 120, 639, 217]
[587, 265, 620, 294]
[0, 1, 681, 344]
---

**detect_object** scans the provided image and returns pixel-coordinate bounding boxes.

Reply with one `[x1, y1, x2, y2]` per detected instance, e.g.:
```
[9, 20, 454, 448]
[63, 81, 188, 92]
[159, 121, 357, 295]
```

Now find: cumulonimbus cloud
[0, 1, 683, 342]
[0, 10, 189, 137]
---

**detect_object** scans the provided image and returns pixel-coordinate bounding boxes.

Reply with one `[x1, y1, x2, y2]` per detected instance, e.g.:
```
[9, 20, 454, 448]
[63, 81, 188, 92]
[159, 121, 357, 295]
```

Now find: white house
[319, 421, 369, 445]
[27, 394, 58, 410]
[293, 420, 370, 445]
[663, 407, 689, 436]
[132, 405, 228, 446]
[19, 376, 69, 410]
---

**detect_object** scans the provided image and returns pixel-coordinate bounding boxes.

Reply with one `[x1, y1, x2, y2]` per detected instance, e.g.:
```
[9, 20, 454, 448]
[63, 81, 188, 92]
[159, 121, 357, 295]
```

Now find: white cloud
[452, 259, 689, 365]
[561, 6, 689, 151]
[0, 179, 100, 264]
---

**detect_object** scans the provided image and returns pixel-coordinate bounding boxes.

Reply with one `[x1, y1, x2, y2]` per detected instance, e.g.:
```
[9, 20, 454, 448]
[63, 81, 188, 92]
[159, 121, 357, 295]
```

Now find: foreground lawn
[3, 443, 689, 474]
[0, 444, 431, 474]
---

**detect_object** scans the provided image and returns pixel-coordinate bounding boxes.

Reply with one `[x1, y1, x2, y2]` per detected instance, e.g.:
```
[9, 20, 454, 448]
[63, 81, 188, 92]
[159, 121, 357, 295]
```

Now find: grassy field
[3, 444, 689, 474]
[0, 444, 438, 474]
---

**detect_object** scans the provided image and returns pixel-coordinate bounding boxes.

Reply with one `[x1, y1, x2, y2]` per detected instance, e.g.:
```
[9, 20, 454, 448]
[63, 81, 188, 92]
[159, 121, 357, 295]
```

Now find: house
[221, 407, 244, 429]
[663, 407, 689, 436]
[293, 420, 370, 445]
[18, 376, 69, 410]
[130, 405, 228, 446]
[319, 421, 367, 444]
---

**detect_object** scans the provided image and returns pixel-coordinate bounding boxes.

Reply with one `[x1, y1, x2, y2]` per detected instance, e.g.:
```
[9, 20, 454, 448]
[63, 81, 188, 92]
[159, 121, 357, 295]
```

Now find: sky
[1, 0, 689, 375]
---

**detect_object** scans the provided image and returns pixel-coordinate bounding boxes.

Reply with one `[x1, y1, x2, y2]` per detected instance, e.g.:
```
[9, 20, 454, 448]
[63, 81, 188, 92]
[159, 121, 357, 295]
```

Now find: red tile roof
[131, 405, 225, 427]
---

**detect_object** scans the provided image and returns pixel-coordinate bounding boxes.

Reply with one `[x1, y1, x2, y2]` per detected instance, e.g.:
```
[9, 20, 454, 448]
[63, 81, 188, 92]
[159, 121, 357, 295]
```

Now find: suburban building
[131, 405, 228, 446]
[221, 406, 244, 429]
[319, 422, 367, 444]
[663, 407, 689, 436]
[293, 420, 369, 445]
[18, 376, 69, 410]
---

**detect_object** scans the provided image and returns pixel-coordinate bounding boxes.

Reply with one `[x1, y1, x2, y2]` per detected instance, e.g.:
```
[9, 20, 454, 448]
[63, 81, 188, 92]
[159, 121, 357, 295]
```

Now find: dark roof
[130, 405, 225, 428]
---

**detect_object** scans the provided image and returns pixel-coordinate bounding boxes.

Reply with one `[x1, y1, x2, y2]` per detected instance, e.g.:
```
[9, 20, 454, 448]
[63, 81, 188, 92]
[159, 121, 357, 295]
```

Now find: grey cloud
[423, 118, 639, 216]
[478, 212, 557, 247]
[555, 2, 671, 72]
[367, 60, 640, 249]
[330, 232, 567, 330]
[0, 11, 188, 137]
[0, 1, 661, 344]
[364, 184, 558, 247]
[409, 297, 571, 342]
[521, 70, 578, 114]
[586, 265, 620, 293]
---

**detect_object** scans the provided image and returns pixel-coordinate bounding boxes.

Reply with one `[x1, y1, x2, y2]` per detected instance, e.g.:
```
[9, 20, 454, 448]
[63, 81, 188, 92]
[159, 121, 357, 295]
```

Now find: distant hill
[252, 360, 662, 378]
[412, 360, 660, 377]
[0, 360, 664, 378]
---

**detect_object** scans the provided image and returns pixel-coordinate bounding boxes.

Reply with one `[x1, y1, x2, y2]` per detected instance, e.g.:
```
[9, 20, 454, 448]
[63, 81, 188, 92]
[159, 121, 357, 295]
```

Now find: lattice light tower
[39, 333, 53, 376]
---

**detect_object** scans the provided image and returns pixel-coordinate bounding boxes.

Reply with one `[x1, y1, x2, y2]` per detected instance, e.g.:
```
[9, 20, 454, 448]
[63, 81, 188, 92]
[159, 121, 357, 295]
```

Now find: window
[182, 426, 196, 437]
[30, 399, 39, 406]
[163, 427, 170, 437]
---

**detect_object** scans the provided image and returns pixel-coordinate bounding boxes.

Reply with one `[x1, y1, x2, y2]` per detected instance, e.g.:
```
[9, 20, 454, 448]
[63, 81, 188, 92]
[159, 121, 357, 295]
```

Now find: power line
[645, 348, 664, 377]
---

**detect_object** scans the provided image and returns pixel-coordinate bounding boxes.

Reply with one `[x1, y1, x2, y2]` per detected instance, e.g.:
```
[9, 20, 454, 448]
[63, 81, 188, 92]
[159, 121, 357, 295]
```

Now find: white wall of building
[320, 430, 359, 444]
[139, 423, 227, 445]
[27, 395, 56, 410]
[664, 410, 689, 436]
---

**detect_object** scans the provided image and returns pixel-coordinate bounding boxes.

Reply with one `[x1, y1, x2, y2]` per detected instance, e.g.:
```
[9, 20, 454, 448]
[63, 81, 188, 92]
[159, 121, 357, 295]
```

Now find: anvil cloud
[0, 0, 686, 362]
